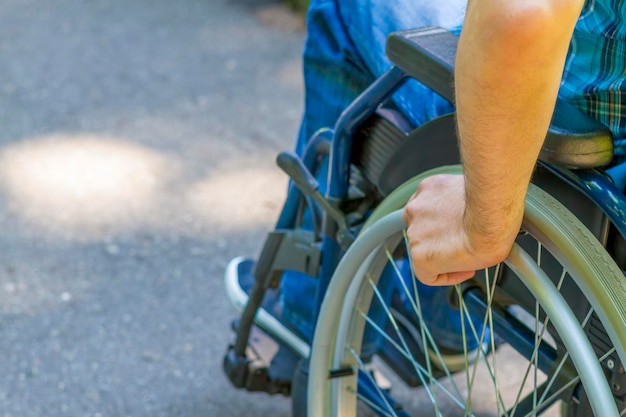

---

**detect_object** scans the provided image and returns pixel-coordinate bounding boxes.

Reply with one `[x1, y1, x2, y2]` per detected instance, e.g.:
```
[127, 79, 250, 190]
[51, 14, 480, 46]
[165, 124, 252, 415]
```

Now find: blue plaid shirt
[561, 0, 626, 141]
[299, 0, 626, 150]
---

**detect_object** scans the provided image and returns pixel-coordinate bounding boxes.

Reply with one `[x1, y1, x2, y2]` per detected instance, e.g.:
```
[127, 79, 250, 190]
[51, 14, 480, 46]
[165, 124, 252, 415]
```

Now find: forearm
[455, 0, 583, 254]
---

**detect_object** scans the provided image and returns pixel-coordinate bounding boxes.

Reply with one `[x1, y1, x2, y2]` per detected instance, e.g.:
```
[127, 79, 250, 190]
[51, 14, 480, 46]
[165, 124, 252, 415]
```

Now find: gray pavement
[0, 0, 302, 415]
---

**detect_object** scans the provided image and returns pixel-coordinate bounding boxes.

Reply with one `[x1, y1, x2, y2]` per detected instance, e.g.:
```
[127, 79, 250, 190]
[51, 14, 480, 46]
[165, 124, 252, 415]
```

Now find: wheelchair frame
[223, 26, 626, 416]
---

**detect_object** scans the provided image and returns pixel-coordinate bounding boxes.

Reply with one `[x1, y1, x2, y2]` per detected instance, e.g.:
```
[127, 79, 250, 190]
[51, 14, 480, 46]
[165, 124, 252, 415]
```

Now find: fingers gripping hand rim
[401, 172, 513, 286]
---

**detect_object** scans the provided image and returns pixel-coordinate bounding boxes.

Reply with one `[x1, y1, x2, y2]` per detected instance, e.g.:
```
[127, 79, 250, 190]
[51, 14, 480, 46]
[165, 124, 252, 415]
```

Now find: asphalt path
[0, 0, 302, 415]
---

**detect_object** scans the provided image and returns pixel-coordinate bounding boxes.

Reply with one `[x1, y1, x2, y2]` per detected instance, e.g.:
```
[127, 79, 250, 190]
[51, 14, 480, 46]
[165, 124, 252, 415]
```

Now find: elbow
[476, 0, 584, 44]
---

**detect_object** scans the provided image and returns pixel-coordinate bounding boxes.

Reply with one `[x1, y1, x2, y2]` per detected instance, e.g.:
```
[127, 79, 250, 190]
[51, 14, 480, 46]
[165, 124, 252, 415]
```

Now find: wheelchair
[223, 26, 626, 416]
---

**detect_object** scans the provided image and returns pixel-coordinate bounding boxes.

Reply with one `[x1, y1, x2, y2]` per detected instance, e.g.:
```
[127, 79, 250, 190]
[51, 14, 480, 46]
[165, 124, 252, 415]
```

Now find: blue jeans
[281, 0, 469, 350]
[295, 0, 466, 154]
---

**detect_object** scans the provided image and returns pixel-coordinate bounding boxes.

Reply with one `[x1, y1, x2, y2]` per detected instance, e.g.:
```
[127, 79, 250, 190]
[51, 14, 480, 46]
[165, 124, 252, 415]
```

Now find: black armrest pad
[386, 27, 457, 103]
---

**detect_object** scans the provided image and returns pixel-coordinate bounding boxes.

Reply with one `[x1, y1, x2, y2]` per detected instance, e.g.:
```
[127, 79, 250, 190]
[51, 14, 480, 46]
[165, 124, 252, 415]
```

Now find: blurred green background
[285, 0, 308, 15]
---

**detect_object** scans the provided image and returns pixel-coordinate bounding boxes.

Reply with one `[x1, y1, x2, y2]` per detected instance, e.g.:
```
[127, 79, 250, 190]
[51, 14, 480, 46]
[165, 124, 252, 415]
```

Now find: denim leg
[295, 0, 374, 155]
[295, 0, 467, 155]
[282, 0, 469, 345]
[336, 0, 466, 127]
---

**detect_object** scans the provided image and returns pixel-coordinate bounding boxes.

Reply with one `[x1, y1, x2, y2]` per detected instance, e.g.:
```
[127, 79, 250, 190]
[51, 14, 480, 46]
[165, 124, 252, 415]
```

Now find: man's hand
[402, 174, 515, 286]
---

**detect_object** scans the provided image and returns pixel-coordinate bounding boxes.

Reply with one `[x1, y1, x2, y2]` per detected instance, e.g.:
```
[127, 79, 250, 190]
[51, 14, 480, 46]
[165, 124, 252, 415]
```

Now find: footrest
[223, 324, 298, 396]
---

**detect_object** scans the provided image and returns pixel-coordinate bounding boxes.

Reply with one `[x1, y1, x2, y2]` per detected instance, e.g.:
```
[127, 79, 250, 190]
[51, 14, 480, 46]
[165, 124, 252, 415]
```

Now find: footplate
[223, 323, 298, 396]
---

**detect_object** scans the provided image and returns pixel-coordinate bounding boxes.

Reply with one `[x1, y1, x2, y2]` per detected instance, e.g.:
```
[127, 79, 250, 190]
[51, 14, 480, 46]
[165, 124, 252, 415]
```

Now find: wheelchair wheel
[308, 166, 626, 417]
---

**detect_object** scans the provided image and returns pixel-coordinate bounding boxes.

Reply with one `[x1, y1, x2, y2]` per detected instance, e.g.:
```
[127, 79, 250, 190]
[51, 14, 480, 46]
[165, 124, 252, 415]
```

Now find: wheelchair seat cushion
[541, 99, 614, 169]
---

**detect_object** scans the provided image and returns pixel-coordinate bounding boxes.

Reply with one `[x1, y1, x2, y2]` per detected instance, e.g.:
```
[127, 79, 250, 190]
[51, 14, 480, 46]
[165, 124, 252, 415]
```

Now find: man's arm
[403, 0, 585, 285]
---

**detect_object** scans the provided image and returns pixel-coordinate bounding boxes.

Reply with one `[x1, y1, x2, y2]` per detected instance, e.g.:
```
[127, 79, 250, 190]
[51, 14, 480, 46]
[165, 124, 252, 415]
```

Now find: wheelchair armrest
[385, 27, 614, 168]
[386, 27, 457, 103]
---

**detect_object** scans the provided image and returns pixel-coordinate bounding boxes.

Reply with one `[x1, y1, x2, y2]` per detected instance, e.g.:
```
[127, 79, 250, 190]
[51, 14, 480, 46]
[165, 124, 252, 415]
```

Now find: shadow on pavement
[0, 0, 303, 415]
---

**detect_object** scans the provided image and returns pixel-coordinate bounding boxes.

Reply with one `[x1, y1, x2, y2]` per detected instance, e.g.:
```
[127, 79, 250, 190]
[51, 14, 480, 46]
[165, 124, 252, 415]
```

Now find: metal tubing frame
[312, 66, 408, 328]
[539, 161, 626, 240]
[327, 66, 406, 200]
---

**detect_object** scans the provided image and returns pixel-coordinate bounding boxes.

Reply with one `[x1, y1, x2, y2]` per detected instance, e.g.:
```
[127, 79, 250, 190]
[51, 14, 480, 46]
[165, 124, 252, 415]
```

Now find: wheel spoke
[508, 303, 552, 417]
[486, 265, 507, 417]
[389, 238, 467, 400]
[510, 267, 567, 416]
[356, 305, 472, 412]
[365, 276, 443, 415]
[350, 386, 397, 417]
[351, 314, 469, 414]
[532, 301, 540, 413]
[533, 244, 543, 414]
[456, 272, 509, 415]
[320, 197, 626, 417]
[535, 308, 595, 408]
[349, 348, 399, 416]
[506, 382, 556, 417]
[526, 346, 617, 417]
